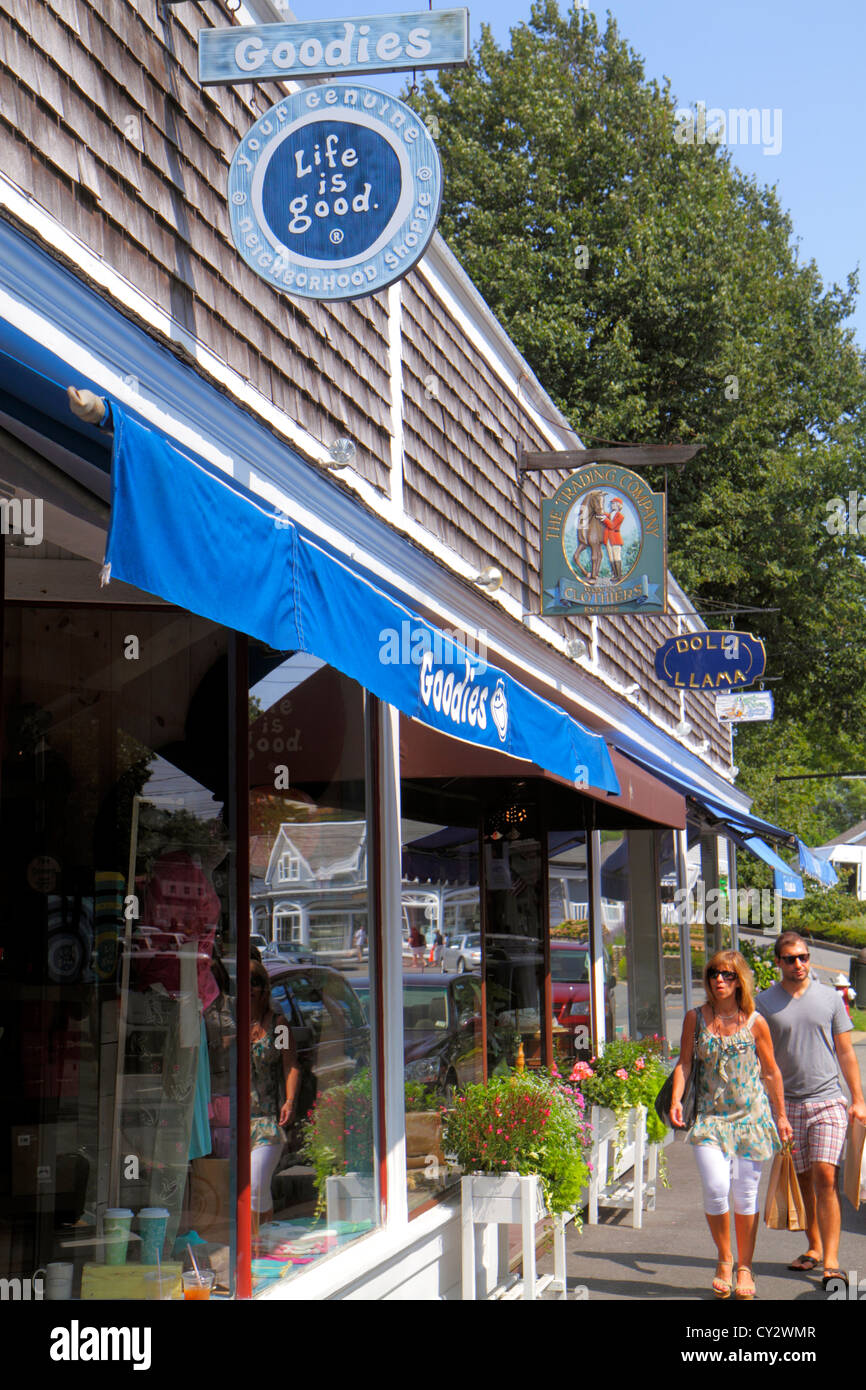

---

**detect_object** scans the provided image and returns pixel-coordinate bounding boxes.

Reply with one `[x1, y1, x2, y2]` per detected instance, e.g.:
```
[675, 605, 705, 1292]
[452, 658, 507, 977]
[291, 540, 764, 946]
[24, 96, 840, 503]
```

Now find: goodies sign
[228, 84, 442, 301]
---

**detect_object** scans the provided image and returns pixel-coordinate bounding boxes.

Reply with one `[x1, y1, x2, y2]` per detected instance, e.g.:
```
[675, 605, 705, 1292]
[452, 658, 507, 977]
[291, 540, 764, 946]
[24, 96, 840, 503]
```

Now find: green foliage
[786, 887, 866, 928]
[576, 1038, 669, 1144]
[301, 1070, 374, 1214]
[796, 921, 866, 949]
[408, 0, 866, 750]
[404, 1081, 441, 1113]
[738, 938, 777, 991]
[550, 919, 588, 940]
[443, 1070, 592, 1216]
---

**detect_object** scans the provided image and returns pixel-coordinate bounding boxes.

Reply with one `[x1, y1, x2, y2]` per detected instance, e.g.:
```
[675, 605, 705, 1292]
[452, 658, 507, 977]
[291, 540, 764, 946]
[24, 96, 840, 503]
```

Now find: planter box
[461, 1173, 551, 1300]
[405, 1112, 444, 1172]
[588, 1104, 663, 1229]
[324, 1172, 376, 1227]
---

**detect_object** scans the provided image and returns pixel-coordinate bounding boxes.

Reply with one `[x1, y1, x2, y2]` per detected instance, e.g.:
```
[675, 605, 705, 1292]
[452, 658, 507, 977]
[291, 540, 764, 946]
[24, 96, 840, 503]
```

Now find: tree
[409, 1, 866, 743]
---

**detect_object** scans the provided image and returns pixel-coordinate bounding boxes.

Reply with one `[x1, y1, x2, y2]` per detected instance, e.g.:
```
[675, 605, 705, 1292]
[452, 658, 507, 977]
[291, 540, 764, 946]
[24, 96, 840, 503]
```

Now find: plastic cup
[138, 1207, 170, 1265]
[182, 1269, 216, 1301]
[103, 1208, 134, 1266]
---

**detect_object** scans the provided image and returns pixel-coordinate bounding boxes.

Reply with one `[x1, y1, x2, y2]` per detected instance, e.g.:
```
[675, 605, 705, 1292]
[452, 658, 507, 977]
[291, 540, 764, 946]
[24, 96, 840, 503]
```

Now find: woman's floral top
[689, 1008, 779, 1160]
[250, 1014, 285, 1149]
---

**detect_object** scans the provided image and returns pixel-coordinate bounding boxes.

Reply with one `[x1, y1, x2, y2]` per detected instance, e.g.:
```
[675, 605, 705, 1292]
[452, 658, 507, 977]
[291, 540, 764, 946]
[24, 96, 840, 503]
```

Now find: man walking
[757, 930, 866, 1289]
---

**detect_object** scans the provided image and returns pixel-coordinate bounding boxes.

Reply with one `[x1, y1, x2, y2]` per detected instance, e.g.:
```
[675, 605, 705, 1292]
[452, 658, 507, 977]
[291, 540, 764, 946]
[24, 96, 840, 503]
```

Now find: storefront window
[247, 651, 378, 1286]
[598, 830, 630, 1040]
[548, 830, 597, 1062]
[483, 800, 546, 1073]
[398, 818, 481, 1212]
[1, 600, 236, 1300]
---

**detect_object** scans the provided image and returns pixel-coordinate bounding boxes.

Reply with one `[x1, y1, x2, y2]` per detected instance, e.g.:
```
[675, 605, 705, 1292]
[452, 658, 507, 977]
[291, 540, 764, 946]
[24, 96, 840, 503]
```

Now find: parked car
[264, 962, 370, 1138]
[250, 933, 269, 954]
[550, 940, 615, 1050]
[353, 972, 492, 1095]
[442, 932, 481, 974]
[261, 940, 318, 965]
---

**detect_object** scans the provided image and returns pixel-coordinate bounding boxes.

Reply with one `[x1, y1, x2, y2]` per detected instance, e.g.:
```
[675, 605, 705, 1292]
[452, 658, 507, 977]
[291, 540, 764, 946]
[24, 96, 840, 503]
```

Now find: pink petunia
[615, 1068, 629, 1080]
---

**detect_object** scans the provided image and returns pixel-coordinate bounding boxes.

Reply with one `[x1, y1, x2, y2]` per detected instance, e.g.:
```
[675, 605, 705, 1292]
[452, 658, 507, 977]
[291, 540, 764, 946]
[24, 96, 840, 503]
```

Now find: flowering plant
[443, 1069, 592, 1216]
[301, 1069, 374, 1215]
[574, 1038, 669, 1145]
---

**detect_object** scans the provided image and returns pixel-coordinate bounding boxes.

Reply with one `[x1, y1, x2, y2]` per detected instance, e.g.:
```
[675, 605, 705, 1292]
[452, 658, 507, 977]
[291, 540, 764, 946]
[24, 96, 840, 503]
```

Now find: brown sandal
[713, 1258, 733, 1298]
[735, 1266, 755, 1299]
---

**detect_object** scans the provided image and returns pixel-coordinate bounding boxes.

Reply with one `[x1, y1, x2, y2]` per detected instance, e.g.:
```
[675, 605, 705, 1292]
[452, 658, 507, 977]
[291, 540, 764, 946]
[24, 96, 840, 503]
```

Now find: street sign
[541, 464, 666, 615]
[654, 631, 766, 690]
[199, 10, 469, 86]
[715, 690, 774, 722]
[227, 84, 442, 301]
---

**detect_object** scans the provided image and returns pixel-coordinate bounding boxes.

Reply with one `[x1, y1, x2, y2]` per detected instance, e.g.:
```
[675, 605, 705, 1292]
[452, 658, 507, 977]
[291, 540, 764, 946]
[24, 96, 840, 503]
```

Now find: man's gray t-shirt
[756, 979, 852, 1103]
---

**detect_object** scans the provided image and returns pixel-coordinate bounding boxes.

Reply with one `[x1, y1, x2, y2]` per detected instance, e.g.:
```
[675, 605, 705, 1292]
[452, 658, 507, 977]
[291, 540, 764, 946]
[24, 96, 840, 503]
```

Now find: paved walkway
[539, 1039, 866, 1301]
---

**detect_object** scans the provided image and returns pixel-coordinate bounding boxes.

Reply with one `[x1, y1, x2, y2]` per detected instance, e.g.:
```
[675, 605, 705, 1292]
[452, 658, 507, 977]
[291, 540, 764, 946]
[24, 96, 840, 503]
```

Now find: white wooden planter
[324, 1173, 376, 1226]
[587, 1105, 668, 1229]
[460, 1174, 577, 1302]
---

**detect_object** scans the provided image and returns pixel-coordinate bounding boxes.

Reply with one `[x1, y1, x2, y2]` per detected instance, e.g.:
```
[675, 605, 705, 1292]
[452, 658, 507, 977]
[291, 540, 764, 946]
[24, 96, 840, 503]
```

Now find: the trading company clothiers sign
[228, 84, 442, 301]
[541, 464, 667, 615]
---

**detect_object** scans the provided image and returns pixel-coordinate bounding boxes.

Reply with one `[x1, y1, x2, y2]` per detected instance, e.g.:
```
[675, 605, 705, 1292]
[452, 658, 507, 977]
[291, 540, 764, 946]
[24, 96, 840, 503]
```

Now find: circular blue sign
[228, 85, 443, 301]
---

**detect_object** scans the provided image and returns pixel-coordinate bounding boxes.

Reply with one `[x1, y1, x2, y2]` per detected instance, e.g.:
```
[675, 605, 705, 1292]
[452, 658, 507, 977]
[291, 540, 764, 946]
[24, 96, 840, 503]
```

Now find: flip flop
[788, 1254, 821, 1271]
[822, 1269, 848, 1290]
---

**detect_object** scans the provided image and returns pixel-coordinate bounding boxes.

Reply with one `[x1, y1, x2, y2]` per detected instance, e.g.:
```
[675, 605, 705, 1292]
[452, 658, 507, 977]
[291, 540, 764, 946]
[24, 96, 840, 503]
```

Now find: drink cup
[137, 1207, 170, 1265]
[103, 1208, 134, 1265]
[44, 1262, 74, 1300]
[182, 1269, 216, 1300]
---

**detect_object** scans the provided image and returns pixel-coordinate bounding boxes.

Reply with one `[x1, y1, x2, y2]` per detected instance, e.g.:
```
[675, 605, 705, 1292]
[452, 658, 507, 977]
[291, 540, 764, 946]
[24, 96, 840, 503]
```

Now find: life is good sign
[228, 85, 442, 301]
[199, 10, 469, 86]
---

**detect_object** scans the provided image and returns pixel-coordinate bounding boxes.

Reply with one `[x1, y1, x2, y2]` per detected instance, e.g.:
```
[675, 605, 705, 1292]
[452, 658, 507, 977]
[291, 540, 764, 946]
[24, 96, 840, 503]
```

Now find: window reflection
[398, 820, 481, 1211]
[247, 652, 377, 1286]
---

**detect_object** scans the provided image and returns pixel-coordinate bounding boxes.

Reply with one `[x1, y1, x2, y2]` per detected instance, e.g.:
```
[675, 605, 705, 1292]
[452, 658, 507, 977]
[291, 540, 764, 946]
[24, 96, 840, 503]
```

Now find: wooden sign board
[542, 465, 667, 616]
[200, 10, 469, 86]
[228, 84, 442, 301]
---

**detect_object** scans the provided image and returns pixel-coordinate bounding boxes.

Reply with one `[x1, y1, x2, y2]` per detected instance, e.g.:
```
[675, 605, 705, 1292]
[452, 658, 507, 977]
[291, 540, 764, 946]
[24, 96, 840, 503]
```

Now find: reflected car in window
[265, 962, 370, 1137]
[353, 972, 489, 1094]
[550, 941, 615, 1049]
[441, 933, 481, 974]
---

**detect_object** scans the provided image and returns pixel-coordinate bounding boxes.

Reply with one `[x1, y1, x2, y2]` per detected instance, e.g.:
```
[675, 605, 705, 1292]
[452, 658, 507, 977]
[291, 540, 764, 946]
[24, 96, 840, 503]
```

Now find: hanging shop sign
[227, 84, 442, 302]
[715, 690, 774, 722]
[541, 465, 666, 615]
[199, 10, 469, 86]
[654, 630, 766, 690]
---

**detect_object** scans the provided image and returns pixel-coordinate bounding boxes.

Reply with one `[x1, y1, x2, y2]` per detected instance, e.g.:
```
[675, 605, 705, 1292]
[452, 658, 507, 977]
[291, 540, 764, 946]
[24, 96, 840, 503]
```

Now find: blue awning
[616, 747, 795, 844]
[724, 830, 804, 900]
[797, 839, 839, 887]
[104, 405, 619, 795]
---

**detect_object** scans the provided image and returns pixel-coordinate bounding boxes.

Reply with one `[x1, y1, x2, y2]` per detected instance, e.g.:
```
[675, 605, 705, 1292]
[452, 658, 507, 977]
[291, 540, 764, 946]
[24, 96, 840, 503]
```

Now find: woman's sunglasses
[707, 968, 737, 982]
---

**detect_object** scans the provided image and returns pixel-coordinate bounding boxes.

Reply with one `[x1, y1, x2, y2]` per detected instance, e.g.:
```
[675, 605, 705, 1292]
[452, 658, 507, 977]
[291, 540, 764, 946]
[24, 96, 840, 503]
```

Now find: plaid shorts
[786, 1098, 848, 1173]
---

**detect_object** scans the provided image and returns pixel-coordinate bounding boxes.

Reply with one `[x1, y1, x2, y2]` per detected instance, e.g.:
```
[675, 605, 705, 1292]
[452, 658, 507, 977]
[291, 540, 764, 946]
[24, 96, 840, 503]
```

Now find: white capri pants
[250, 1141, 285, 1213]
[693, 1144, 764, 1215]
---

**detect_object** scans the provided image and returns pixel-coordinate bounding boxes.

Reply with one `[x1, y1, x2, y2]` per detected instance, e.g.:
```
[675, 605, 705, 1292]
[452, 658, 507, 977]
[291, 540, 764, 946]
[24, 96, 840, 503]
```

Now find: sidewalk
[538, 1040, 866, 1301]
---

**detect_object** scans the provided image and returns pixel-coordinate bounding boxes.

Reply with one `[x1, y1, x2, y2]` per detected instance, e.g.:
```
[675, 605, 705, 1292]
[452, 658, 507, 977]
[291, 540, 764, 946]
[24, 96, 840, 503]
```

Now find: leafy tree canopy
[408, 1, 866, 847]
[409, 1, 866, 738]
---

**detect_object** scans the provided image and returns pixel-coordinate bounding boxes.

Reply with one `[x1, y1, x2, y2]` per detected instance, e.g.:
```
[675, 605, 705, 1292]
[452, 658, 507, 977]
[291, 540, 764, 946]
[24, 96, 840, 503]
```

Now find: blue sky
[281, 1, 865, 349]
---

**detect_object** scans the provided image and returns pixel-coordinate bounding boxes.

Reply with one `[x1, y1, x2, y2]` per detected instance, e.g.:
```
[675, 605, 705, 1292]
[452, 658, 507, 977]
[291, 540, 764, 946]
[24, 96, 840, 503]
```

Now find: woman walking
[670, 950, 793, 1299]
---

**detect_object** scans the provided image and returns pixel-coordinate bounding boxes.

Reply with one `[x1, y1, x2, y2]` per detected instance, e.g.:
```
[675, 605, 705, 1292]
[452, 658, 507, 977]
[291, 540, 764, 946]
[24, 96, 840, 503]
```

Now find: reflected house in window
[251, 821, 368, 957]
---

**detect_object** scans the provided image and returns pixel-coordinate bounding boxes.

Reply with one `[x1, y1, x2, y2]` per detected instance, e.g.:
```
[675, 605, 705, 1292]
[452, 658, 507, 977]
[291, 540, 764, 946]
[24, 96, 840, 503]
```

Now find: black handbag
[655, 1008, 702, 1131]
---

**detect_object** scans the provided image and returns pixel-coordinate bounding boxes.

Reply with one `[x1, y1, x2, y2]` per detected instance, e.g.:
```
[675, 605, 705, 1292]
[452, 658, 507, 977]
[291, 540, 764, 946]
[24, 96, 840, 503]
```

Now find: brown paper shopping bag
[764, 1144, 807, 1231]
[843, 1118, 866, 1211]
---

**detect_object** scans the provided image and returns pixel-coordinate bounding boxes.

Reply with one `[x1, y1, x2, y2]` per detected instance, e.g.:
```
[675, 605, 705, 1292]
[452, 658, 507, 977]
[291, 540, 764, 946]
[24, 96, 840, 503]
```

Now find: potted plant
[443, 1068, 592, 1219]
[404, 1082, 446, 1171]
[301, 1069, 374, 1219]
